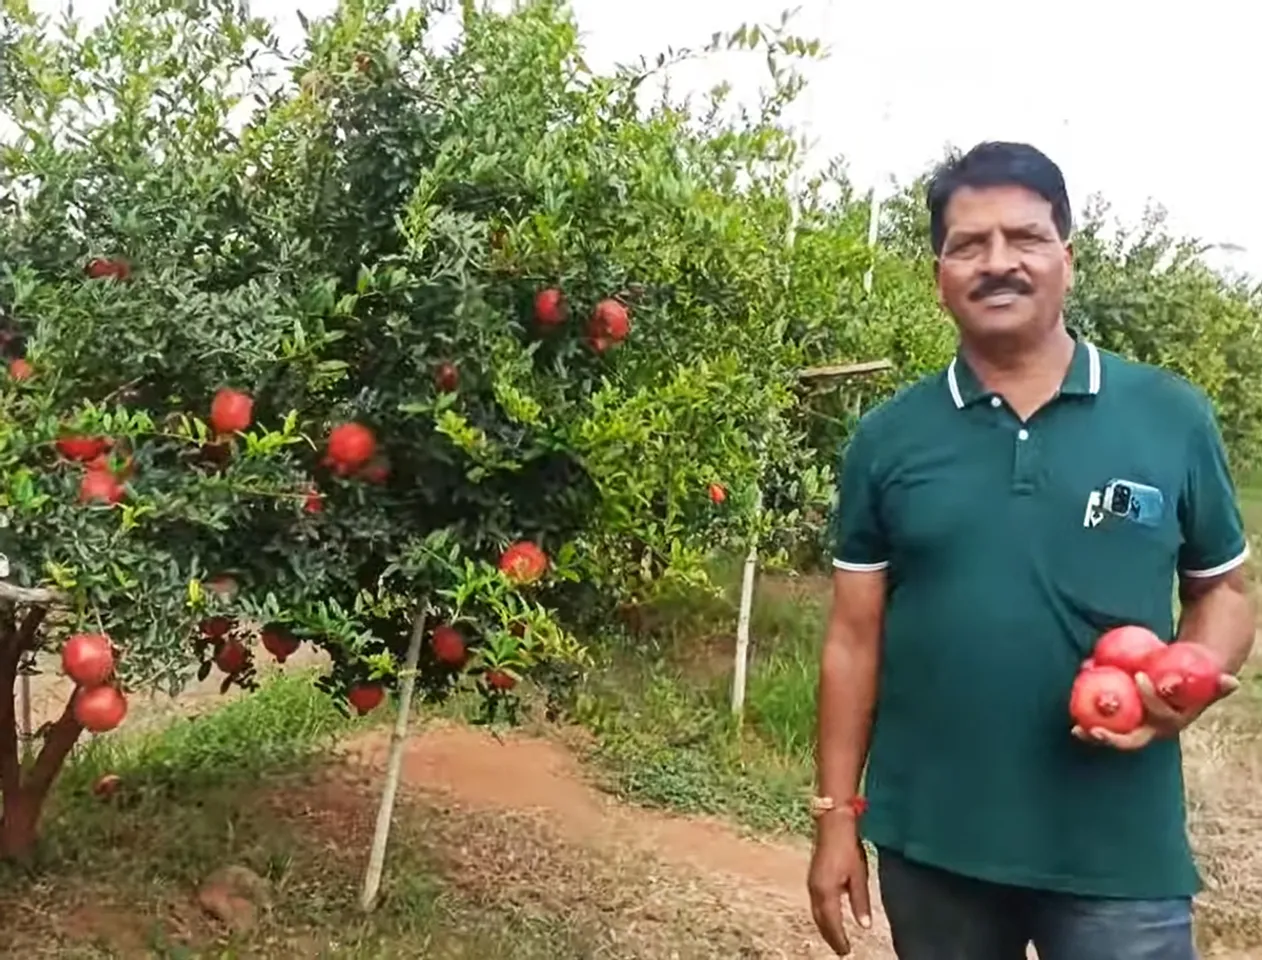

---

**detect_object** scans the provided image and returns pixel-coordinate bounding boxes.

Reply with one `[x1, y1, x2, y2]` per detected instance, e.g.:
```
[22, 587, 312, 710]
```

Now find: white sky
[23, 0, 1262, 279]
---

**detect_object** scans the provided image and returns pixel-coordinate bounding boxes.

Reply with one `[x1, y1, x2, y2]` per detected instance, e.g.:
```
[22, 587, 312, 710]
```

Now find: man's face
[934, 184, 1072, 341]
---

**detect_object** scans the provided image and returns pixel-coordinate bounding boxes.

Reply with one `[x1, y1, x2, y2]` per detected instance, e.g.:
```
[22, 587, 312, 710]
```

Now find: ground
[2, 550, 1261, 957]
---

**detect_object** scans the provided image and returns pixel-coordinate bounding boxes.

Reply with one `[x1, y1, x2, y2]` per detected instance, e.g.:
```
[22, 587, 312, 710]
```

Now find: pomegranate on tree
[200, 616, 234, 641]
[214, 639, 248, 675]
[84, 257, 130, 281]
[498, 541, 548, 585]
[1141, 642, 1223, 713]
[348, 682, 385, 715]
[209, 387, 254, 435]
[303, 485, 324, 513]
[708, 482, 727, 504]
[486, 669, 516, 691]
[78, 468, 124, 505]
[56, 435, 111, 462]
[431, 625, 468, 666]
[586, 298, 630, 353]
[61, 633, 115, 688]
[73, 686, 129, 733]
[1091, 625, 1165, 675]
[261, 624, 301, 664]
[533, 287, 567, 327]
[7, 358, 32, 381]
[434, 361, 459, 393]
[325, 422, 377, 474]
[1069, 665, 1145, 735]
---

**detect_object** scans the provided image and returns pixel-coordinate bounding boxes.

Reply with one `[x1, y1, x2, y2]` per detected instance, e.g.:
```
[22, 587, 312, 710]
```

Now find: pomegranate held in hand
[431, 625, 468, 666]
[62, 633, 115, 688]
[1092, 625, 1165, 676]
[1141, 642, 1223, 713]
[326, 422, 377, 473]
[209, 388, 254, 434]
[348, 683, 385, 715]
[499, 541, 548, 585]
[1070, 665, 1145, 735]
[74, 686, 128, 733]
[534, 288, 567, 327]
[261, 624, 301, 664]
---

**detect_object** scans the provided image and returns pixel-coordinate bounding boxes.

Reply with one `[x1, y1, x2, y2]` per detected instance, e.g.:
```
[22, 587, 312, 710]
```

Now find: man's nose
[980, 233, 1021, 273]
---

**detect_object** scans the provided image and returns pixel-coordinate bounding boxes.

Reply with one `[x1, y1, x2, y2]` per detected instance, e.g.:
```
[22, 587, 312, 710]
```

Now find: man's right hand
[807, 821, 872, 957]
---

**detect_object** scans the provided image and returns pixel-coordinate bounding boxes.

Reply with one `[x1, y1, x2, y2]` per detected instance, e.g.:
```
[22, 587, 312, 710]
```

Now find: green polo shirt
[833, 338, 1249, 899]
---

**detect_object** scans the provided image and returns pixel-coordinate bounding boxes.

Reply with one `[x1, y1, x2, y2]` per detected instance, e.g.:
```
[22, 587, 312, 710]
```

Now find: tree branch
[15, 607, 46, 654]
[0, 629, 21, 800]
[23, 695, 82, 803]
[0, 582, 65, 607]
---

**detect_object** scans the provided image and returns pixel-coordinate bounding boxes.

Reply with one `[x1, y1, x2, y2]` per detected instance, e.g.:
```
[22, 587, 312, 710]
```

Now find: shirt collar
[946, 337, 1101, 410]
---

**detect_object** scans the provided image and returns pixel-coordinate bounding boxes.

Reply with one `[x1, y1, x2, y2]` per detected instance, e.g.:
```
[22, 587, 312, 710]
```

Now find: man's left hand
[1072, 671, 1240, 751]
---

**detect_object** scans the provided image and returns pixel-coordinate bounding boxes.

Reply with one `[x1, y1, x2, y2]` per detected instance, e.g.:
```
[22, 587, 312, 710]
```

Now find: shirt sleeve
[831, 418, 890, 572]
[1177, 395, 1250, 578]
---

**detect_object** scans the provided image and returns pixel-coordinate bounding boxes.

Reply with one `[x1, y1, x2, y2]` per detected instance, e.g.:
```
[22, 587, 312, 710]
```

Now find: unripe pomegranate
[326, 422, 377, 473]
[431, 625, 468, 666]
[74, 686, 128, 733]
[209, 388, 254, 435]
[498, 541, 548, 585]
[534, 288, 567, 327]
[79, 468, 124, 505]
[1070, 665, 1145, 734]
[1092, 625, 1165, 676]
[62, 633, 115, 688]
[1141, 642, 1223, 713]
[348, 682, 385, 715]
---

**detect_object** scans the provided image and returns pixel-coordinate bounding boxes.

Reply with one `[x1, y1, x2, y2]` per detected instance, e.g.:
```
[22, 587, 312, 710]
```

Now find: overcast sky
[23, 0, 1262, 278]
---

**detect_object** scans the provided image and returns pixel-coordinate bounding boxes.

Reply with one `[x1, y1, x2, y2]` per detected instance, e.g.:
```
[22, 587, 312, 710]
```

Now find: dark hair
[925, 141, 1072, 255]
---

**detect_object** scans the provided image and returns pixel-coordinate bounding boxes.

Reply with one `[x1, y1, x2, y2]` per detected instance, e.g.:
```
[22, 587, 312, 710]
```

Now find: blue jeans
[877, 848, 1197, 960]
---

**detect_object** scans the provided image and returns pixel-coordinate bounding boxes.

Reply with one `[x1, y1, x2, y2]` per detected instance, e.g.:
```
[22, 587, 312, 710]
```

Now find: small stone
[196, 865, 272, 932]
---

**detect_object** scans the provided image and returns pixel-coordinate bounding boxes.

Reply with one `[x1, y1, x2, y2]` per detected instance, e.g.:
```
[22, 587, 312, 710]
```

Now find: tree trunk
[0, 790, 40, 865]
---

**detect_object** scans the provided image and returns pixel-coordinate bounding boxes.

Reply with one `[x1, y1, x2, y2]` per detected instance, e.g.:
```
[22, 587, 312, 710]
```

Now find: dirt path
[341, 723, 897, 960]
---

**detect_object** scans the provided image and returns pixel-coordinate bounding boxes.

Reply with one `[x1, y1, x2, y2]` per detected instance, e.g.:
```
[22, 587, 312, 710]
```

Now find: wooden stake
[359, 606, 427, 912]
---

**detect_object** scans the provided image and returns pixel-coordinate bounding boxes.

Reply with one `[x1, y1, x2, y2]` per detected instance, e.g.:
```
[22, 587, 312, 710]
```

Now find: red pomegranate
[200, 616, 234, 641]
[56, 435, 111, 462]
[1141, 642, 1223, 713]
[359, 460, 390, 484]
[431, 625, 468, 666]
[348, 683, 385, 715]
[708, 482, 727, 504]
[326, 422, 377, 473]
[534, 288, 567, 327]
[79, 468, 124, 505]
[587, 298, 630, 349]
[8, 358, 33, 381]
[214, 639, 248, 675]
[261, 624, 301, 664]
[1092, 625, 1165, 676]
[85, 257, 131, 281]
[303, 485, 325, 514]
[498, 541, 548, 585]
[434, 361, 459, 393]
[74, 686, 128, 733]
[62, 633, 116, 688]
[1069, 665, 1145, 735]
[210, 388, 254, 435]
[486, 669, 516, 692]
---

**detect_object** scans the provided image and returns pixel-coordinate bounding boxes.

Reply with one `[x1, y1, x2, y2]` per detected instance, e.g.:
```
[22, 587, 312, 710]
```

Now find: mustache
[970, 274, 1034, 300]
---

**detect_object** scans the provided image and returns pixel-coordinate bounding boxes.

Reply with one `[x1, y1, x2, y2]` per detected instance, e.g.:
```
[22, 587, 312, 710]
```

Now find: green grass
[0, 673, 607, 959]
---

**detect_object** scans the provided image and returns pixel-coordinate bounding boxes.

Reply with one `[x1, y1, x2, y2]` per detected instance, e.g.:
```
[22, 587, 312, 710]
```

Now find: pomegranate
[708, 482, 727, 504]
[326, 422, 377, 473]
[74, 686, 128, 733]
[209, 387, 254, 435]
[214, 639, 248, 675]
[431, 625, 467, 666]
[498, 541, 548, 585]
[434, 361, 459, 393]
[486, 669, 516, 691]
[200, 616, 234, 641]
[534, 288, 567, 327]
[1069, 665, 1145, 735]
[1141, 642, 1223, 713]
[56, 435, 111, 462]
[261, 624, 301, 664]
[348, 682, 385, 715]
[1092, 625, 1165, 675]
[8, 358, 33, 381]
[79, 468, 124, 505]
[360, 460, 390, 485]
[303, 485, 324, 514]
[85, 257, 130, 281]
[588, 298, 630, 346]
[61, 633, 115, 688]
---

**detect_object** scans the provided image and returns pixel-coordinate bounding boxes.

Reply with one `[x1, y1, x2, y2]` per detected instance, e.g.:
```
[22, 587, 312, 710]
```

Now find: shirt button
[1017, 428, 1030, 441]
[990, 396, 1002, 408]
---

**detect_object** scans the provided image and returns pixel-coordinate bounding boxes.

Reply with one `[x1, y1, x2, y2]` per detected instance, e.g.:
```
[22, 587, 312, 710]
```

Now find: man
[807, 141, 1256, 960]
